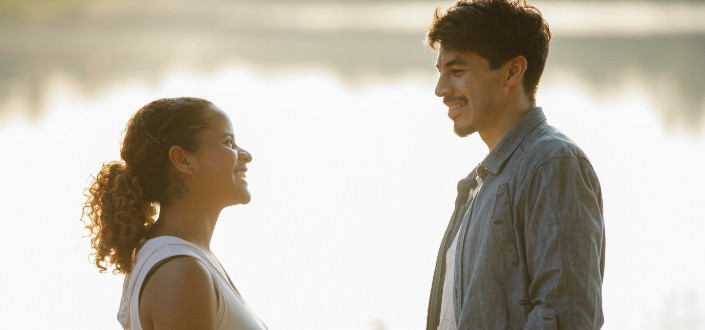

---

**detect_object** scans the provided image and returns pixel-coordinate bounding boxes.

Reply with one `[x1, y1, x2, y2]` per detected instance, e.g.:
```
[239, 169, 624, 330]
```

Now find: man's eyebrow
[450, 58, 471, 67]
[437, 58, 468, 69]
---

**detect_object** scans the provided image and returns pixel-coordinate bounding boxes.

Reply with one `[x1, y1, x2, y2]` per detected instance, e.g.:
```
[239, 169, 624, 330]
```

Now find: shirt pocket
[490, 183, 519, 264]
[524, 305, 557, 330]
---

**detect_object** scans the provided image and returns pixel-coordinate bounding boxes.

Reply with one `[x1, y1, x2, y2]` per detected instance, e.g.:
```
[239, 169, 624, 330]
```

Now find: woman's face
[188, 106, 252, 207]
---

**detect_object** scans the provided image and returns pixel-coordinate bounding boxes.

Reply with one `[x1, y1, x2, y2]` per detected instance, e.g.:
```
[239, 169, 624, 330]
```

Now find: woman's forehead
[204, 106, 234, 134]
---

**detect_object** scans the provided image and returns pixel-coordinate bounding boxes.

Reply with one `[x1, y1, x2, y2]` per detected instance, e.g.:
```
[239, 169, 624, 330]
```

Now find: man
[425, 1, 605, 329]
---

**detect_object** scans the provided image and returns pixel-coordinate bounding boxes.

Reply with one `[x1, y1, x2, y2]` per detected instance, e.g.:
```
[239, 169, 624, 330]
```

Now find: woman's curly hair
[83, 162, 156, 273]
[82, 97, 213, 274]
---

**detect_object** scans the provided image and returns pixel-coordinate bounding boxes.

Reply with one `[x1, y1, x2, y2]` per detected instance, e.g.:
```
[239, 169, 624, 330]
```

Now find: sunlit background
[1, 0, 704, 329]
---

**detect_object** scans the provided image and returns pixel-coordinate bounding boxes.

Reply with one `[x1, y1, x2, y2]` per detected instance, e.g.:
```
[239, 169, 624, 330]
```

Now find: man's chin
[453, 123, 476, 137]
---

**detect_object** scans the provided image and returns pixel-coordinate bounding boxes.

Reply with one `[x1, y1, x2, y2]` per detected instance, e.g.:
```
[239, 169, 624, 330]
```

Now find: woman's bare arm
[139, 257, 218, 330]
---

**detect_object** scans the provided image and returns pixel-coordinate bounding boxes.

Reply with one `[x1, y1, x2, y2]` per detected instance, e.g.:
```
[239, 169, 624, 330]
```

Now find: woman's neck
[149, 199, 222, 251]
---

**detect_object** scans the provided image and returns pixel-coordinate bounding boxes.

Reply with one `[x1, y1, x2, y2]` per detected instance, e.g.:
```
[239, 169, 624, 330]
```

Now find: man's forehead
[436, 48, 469, 67]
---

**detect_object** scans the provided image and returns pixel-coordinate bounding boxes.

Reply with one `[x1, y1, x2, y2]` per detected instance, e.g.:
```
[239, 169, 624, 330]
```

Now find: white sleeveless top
[117, 236, 268, 330]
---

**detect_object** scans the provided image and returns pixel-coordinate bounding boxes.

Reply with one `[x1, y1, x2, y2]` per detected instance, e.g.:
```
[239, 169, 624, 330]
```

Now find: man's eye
[451, 69, 465, 76]
[226, 140, 235, 148]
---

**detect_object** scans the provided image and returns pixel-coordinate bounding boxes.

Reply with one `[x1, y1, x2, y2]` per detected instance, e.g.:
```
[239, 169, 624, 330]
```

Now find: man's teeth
[236, 171, 246, 179]
[450, 102, 466, 110]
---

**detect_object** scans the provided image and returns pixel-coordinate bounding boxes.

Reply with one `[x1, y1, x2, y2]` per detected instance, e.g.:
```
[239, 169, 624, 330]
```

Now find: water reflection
[551, 35, 705, 132]
[1, 1, 704, 133]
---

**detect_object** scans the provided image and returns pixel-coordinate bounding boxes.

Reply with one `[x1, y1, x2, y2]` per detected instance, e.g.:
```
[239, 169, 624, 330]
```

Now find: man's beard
[453, 122, 476, 137]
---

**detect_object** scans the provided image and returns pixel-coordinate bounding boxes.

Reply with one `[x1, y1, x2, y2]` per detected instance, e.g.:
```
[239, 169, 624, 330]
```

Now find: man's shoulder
[503, 122, 598, 193]
[520, 122, 589, 162]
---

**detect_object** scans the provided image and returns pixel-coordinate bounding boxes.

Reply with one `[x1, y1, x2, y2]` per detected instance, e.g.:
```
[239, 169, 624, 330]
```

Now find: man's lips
[444, 97, 468, 119]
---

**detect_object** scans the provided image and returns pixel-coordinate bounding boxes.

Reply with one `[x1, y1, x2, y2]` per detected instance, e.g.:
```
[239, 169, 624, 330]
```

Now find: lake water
[1, 1, 704, 329]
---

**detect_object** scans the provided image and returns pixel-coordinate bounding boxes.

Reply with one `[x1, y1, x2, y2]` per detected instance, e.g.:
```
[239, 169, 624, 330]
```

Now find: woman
[83, 97, 268, 330]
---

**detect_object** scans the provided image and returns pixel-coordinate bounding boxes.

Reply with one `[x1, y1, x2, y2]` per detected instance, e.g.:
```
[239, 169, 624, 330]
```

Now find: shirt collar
[479, 107, 546, 176]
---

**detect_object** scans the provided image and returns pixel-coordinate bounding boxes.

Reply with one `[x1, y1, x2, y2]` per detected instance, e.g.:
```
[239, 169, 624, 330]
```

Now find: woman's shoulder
[140, 235, 197, 251]
[139, 252, 219, 329]
[135, 236, 201, 261]
[129, 236, 208, 284]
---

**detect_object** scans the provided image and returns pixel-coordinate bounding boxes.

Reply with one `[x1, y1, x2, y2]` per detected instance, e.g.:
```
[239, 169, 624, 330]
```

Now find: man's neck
[479, 101, 534, 150]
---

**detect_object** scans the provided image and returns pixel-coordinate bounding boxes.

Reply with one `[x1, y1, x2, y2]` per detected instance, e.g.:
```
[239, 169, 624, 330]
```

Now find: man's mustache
[443, 96, 468, 104]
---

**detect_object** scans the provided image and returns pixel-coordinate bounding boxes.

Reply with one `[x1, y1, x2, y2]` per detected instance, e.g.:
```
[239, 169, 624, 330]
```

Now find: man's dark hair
[426, 0, 551, 102]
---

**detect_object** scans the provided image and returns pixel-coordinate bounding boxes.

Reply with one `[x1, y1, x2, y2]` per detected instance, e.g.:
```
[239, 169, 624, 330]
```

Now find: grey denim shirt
[427, 108, 605, 330]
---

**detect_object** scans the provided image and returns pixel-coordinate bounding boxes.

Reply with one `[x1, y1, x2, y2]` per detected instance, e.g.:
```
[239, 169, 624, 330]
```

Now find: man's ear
[168, 145, 194, 175]
[505, 55, 528, 88]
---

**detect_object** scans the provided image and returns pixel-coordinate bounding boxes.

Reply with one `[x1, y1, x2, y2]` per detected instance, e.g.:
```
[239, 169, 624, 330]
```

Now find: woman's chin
[240, 194, 252, 204]
[230, 191, 251, 205]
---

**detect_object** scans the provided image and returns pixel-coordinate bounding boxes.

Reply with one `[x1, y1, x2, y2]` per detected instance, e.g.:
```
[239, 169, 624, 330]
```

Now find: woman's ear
[168, 145, 194, 175]
[505, 55, 528, 88]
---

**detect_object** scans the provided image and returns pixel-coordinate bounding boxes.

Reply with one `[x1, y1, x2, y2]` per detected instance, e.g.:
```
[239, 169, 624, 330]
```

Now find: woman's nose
[238, 148, 252, 163]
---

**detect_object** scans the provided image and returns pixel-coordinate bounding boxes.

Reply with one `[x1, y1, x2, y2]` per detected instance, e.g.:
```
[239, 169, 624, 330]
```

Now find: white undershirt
[438, 230, 460, 330]
[437, 174, 484, 330]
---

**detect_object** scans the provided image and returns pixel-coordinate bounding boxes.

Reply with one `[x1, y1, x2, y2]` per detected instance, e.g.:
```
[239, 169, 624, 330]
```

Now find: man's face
[435, 47, 503, 137]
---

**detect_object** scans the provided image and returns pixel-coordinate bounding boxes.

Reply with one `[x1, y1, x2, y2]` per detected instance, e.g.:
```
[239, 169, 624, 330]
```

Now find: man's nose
[435, 74, 451, 98]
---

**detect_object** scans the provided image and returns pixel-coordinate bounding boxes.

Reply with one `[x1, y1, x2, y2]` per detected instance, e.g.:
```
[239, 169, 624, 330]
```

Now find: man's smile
[444, 96, 468, 119]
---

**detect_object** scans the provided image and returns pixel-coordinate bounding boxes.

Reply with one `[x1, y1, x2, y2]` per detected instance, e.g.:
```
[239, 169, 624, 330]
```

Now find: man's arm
[522, 156, 605, 329]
